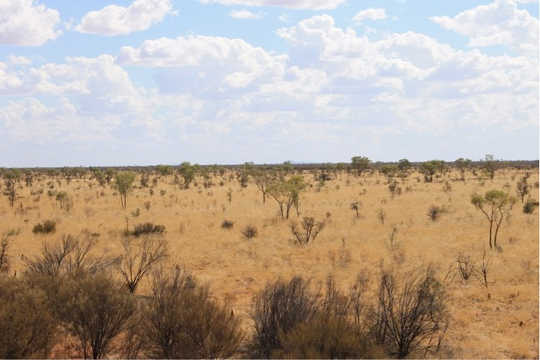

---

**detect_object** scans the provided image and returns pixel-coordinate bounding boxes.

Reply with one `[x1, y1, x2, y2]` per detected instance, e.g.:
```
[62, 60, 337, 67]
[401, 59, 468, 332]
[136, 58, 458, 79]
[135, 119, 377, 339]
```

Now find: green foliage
[420, 160, 445, 183]
[178, 162, 196, 189]
[471, 190, 516, 248]
[351, 156, 371, 176]
[397, 159, 411, 172]
[523, 199, 539, 214]
[155, 165, 172, 176]
[140, 267, 243, 359]
[53, 273, 136, 359]
[267, 176, 306, 219]
[32, 220, 57, 234]
[115, 172, 136, 209]
[0, 276, 58, 358]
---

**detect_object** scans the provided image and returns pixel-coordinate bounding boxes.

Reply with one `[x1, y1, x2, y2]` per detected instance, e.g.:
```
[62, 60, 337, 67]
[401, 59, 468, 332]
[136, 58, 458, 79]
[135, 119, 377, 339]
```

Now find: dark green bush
[130, 223, 166, 237]
[32, 220, 56, 234]
[140, 267, 243, 358]
[523, 199, 539, 214]
[0, 276, 58, 358]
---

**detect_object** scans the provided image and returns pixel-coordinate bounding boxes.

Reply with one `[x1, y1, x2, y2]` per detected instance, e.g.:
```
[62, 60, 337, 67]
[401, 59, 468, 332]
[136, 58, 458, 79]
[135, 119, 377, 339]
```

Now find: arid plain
[1, 165, 538, 358]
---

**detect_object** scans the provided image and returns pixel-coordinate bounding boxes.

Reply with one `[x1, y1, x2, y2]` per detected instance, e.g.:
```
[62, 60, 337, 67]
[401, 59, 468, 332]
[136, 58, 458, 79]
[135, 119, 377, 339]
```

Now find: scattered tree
[471, 190, 516, 249]
[115, 172, 136, 209]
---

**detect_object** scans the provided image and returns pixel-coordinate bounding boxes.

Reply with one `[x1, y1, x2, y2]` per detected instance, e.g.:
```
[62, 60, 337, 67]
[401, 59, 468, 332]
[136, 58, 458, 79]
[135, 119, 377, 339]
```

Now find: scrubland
[0, 164, 538, 358]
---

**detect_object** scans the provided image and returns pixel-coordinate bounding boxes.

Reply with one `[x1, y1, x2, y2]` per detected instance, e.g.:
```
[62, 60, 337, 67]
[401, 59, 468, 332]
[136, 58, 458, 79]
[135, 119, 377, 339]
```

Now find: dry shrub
[373, 266, 448, 358]
[129, 223, 166, 237]
[249, 277, 318, 358]
[290, 217, 325, 246]
[22, 234, 116, 278]
[140, 266, 243, 359]
[242, 225, 258, 239]
[523, 199, 539, 214]
[117, 236, 168, 293]
[221, 220, 234, 229]
[0, 276, 58, 358]
[52, 273, 136, 359]
[427, 205, 445, 221]
[32, 220, 56, 234]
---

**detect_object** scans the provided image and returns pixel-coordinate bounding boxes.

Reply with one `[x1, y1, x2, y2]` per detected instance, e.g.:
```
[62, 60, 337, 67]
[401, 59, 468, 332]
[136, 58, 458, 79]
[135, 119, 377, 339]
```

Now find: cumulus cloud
[199, 0, 346, 10]
[0, 8, 537, 161]
[430, 0, 538, 55]
[76, 0, 174, 36]
[229, 10, 263, 19]
[117, 35, 287, 97]
[0, 0, 61, 46]
[353, 8, 387, 23]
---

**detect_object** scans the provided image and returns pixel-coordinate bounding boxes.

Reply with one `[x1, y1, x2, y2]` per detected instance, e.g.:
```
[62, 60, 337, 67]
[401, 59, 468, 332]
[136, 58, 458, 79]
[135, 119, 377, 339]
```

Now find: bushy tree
[471, 190, 516, 249]
[178, 162, 196, 189]
[267, 176, 306, 219]
[351, 156, 371, 176]
[115, 171, 136, 209]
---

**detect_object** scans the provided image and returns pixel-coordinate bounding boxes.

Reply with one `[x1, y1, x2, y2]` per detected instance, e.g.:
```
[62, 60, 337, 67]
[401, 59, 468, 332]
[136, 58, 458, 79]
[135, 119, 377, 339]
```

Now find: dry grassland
[1, 168, 538, 358]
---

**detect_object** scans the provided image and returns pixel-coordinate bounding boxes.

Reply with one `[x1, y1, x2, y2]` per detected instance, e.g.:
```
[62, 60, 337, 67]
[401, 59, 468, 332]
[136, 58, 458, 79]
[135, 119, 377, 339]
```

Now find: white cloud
[229, 9, 263, 19]
[430, 0, 538, 55]
[76, 0, 174, 36]
[199, 0, 346, 10]
[7, 55, 32, 66]
[0, 12, 536, 159]
[353, 8, 387, 23]
[0, 0, 61, 46]
[117, 35, 287, 97]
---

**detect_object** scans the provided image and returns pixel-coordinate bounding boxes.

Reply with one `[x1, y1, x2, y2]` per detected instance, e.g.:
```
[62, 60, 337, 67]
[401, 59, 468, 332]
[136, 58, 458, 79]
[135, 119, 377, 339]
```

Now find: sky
[0, 0, 538, 167]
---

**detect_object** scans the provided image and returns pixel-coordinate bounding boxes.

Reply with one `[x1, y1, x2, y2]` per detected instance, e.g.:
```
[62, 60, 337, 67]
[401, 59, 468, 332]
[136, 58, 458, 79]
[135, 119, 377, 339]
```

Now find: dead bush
[290, 217, 325, 246]
[427, 205, 445, 222]
[242, 225, 258, 239]
[117, 236, 168, 293]
[140, 267, 243, 358]
[22, 234, 116, 278]
[249, 277, 318, 358]
[373, 266, 448, 358]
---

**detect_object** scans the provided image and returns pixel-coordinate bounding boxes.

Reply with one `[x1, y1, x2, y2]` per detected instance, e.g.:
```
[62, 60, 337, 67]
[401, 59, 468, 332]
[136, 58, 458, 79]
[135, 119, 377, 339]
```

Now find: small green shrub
[523, 199, 539, 214]
[221, 220, 234, 229]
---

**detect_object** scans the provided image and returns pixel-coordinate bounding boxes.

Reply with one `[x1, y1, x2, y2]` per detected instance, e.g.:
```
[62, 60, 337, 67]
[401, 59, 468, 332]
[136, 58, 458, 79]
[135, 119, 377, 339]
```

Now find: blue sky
[0, 0, 538, 166]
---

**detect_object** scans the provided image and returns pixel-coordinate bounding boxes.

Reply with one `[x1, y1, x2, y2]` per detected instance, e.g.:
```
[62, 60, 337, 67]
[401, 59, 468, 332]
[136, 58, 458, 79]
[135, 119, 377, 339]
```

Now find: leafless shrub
[290, 217, 325, 246]
[373, 266, 448, 358]
[427, 205, 445, 221]
[117, 236, 168, 293]
[140, 266, 243, 359]
[249, 277, 318, 358]
[22, 234, 116, 278]
[242, 225, 258, 239]
[377, 208, 386, 224]
[456, 254, 475, 281]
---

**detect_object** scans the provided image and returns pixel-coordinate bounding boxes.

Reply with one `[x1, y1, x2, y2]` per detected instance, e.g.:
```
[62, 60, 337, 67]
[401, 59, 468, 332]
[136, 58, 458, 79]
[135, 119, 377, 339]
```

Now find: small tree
[267, 176, 306, 219]
[178, 162, 196, 189]
[454, 158, 471, 181]
[420, 160, 445, 183]
[3, 171, 19, 208]
[516, 176, 530, 203]
[471, 190, 516, 249]
[252, 169, 274, 204]
[351, 156, 371, 177]
[115, 172, 136, 209]
[482, 154, 497, 180]
[397, 159, 411, 173]
[117, 236, 168, 293]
